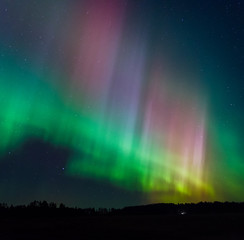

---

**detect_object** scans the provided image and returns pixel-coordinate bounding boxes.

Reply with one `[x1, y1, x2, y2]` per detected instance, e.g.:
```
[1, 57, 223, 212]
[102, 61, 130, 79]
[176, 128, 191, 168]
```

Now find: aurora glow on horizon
[0, 0, 244, 207]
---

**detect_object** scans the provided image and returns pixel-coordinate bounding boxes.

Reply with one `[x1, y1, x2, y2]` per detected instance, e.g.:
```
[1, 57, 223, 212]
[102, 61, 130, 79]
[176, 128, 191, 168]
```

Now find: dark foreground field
[0, 214, 243, 239]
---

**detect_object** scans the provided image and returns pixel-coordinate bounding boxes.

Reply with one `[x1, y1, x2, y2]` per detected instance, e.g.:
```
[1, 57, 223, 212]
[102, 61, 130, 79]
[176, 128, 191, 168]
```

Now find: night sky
[0, 0, 243, 208]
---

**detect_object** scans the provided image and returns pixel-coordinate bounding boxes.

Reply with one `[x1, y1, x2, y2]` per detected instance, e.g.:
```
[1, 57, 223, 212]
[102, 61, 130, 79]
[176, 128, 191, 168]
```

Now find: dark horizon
[2, 200, 244, 212]
[2, 203, 244, 240]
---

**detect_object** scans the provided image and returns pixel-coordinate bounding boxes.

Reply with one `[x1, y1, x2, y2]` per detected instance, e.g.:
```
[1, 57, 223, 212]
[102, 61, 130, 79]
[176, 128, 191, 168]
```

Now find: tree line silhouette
[1, 201, 244, 217]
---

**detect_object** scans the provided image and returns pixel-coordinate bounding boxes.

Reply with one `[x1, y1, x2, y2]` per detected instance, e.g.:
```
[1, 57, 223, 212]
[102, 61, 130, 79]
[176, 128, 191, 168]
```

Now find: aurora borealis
[0, 0, 243, 207]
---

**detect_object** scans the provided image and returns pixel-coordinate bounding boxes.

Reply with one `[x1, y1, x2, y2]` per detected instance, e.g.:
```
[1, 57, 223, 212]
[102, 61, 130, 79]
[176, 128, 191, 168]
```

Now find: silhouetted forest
[1, 201, 244, 239]
[1, 201, 244, 217]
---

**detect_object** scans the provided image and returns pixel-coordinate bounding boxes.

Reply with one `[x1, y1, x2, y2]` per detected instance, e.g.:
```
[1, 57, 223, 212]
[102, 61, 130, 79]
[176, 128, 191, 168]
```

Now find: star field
[0, 0, 244, 208]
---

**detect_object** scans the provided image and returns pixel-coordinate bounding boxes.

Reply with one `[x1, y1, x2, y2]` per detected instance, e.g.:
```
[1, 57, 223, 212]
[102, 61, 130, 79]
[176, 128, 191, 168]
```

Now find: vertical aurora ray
[56, 0, 213, 201]
[0, 0, 243, 205]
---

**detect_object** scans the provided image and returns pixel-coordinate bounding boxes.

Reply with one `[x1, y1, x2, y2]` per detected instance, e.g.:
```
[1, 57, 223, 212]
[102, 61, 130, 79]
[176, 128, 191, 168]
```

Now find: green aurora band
[0, 0, 244, 204]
